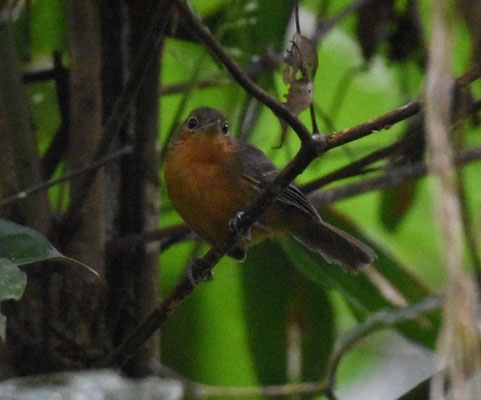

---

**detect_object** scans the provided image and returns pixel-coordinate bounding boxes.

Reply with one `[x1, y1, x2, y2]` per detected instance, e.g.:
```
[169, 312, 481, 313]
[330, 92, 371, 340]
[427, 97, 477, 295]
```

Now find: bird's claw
[187, 258, 214, 287]
[229, 211, 252, 242]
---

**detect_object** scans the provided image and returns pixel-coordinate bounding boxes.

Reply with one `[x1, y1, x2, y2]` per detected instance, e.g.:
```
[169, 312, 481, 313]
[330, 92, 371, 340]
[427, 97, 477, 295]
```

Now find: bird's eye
[187, 118, 198, 130]
[221, 124, 228, 134]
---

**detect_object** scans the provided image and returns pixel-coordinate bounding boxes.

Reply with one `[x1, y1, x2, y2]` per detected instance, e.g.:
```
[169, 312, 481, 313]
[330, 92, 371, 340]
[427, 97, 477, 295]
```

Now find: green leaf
[241, 241, 335, 388]
[0, 218, 99, 339]
[0, 218, 63, 265]
[0, 218, 98, 275]
[0, 258, 27, 339]
[281, 235, 440, 349]
[298, 277, 335, 384]
[0, 258, 27, 300]
[160, 253, 259, 387]
[240, 241, 293, 385]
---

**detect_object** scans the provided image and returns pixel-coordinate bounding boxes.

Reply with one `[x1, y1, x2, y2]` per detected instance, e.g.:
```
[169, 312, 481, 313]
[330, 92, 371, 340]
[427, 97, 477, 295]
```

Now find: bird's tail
[292, 219, 377, 270]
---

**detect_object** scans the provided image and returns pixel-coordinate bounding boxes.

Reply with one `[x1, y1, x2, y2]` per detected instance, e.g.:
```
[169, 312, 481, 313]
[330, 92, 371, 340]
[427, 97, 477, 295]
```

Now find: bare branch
[300, 139, 407, 193]
[0, 146, 133, 208]
[107, 223, 193, 254]
[309, 145, 481, 207]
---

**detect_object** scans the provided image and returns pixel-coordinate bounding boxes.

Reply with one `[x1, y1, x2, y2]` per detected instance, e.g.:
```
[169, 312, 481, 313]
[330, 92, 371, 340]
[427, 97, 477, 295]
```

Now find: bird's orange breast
[165, 132, 253, 244]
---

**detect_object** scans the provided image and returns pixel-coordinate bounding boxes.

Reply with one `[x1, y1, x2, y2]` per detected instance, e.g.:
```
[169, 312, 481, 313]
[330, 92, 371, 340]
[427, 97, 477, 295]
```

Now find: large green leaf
[240, 241, 293, 386]
[298, 277, 335, 386]
[0, 217, 98, 273]
[0, 218, 63, 265]
[0, 218, 98, 339]
[281, 236, 440, 349]
[0, 258, 27, 340]
[241, 240, 335, 391]
[160, 248, 260, 388]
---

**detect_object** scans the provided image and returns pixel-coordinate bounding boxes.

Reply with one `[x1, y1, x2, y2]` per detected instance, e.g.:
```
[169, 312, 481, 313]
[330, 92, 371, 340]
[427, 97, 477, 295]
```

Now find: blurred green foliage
[5, 0, 480, 398]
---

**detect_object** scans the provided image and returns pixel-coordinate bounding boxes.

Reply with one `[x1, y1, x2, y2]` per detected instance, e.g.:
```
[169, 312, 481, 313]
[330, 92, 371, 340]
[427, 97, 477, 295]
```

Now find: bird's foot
[228, 211, 252, 242]
[187, 258, 214, 287]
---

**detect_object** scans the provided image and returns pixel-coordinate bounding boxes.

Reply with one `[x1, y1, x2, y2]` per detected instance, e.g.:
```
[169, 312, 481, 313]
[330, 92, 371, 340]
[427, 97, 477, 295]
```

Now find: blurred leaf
[0, 258, 26, 300]
[160, 255, 259, 387]
[280, 208, 441, 348]
[356, 0, 395, 62]
[388, 0, 424, 64]
[241, 240, 336, 389]
[0, 218, 98, 276]
[297, 276, 335, 384]
[381, 116, 426, 231]
[380, 117, 425, 231]
[241, 241, 293, 385]
[0, 258, 27, 339]
[380, 182, 419, 231]
[30, 0, 67, 57]
[457, 0, 481, 63]
[253, 0, 294, 52]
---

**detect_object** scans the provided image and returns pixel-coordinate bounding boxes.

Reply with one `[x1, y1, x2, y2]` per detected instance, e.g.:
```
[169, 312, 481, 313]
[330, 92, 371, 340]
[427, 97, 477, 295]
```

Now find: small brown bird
[164, 107, 377, 269]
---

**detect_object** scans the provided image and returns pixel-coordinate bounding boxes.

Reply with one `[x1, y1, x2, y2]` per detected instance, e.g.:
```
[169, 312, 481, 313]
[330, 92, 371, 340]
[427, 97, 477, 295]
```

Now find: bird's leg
[187, 258, 214, 286]
[228, 211, 252, 242]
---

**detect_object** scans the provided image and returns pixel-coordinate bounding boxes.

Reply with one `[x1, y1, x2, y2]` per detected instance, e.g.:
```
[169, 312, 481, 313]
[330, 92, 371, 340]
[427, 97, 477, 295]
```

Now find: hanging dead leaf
[282, 33, 318, 83]
[274, 78, 313, 148]
[285, 77, 313, 115]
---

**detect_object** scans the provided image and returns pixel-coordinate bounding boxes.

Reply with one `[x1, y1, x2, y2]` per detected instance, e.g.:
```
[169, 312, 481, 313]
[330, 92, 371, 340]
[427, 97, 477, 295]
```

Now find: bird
[164, 107, 377, 270]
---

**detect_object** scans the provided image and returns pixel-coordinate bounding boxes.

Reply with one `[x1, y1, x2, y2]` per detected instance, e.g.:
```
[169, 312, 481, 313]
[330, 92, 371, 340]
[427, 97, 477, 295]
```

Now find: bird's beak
[203, 119, 222, 132]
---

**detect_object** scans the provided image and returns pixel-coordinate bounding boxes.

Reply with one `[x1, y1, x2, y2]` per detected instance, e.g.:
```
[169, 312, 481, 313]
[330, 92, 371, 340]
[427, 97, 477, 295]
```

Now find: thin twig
[193, 381, 329, 399]
[300, 138, 408, 193]
[0, 146, 133, 208]
[107, 223, 193, 254]
[156, 363, 330, 399]
[309, 145, 481, 207]
[325, 100, 421, 150]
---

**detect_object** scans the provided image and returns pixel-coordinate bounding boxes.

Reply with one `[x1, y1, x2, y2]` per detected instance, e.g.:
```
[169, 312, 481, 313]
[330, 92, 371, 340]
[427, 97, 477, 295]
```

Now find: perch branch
[97, 3, 481, 369]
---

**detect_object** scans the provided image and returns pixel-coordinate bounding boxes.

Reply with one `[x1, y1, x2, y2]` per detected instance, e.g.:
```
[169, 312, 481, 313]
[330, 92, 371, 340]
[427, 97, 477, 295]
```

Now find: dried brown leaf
[282, 33, 318, 83]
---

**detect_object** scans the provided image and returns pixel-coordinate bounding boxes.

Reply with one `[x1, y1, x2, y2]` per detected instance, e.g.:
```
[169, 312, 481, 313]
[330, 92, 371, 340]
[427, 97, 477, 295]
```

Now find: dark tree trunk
[0, 0, 164, 377]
